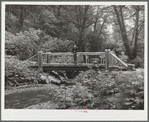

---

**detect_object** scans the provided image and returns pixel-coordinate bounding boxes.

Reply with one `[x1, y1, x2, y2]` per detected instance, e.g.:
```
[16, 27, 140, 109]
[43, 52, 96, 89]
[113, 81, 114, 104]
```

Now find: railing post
[105, 49, 110, 70]
[108, 49, 110, 66]
[86, 55, 89, 64]
[38, 51, 43, 72]
[128, 64, 135, 71]
[47, 52, 51, 63]
[105, 49, 108, 69]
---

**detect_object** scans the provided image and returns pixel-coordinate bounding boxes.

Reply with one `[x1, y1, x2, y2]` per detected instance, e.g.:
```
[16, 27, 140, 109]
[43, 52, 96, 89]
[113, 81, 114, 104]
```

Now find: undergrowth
[5, 55, 144, 109]
[52, 69, 144, 109]
[5, 56, 38, 88]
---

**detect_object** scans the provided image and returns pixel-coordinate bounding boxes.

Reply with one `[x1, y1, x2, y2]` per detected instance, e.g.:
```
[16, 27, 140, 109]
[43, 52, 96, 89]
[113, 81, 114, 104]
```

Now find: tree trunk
[78, 33, 83, 52]
[93, 6, 99, 33]
[78, 38, 84, 52]
[78, 25, 85, 52]
[133, 6, 139, 59]
[57, 5, 62, 18]
[20, 6, 24, 30]
[113, 6, 133, 60]
[99, 17, 106, 34]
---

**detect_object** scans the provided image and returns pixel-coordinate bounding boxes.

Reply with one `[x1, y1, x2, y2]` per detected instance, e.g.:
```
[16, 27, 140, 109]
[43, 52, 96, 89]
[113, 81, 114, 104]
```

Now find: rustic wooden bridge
[29, 49, 134, 72]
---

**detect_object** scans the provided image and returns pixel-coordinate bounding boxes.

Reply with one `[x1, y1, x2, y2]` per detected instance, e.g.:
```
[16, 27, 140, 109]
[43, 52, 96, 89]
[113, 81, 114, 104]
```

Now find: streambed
[5, 84, 56, 109]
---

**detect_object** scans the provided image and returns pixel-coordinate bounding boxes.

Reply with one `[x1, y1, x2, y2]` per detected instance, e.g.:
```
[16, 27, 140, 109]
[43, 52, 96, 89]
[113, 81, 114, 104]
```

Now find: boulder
[48, 75, 61, 84]
[38, 73, 61, 84]
[38, 71, 75, 86]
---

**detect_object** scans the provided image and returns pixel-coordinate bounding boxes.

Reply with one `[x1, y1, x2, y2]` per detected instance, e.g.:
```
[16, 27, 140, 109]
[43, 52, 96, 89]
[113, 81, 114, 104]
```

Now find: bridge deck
[30, 63, 104, 71]
[30, 63, 127, 71]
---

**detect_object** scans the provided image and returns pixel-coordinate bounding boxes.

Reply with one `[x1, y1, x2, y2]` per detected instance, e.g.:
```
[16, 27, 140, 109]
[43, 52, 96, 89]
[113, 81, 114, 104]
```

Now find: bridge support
[38, 51, 43, 72]
[128, 64, 135, 71]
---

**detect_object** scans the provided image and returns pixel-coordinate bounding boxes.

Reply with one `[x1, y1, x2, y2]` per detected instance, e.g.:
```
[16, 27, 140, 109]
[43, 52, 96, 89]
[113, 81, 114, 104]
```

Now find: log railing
[41, 52, 105, 65]
[42, 52, 74, 64]
[109, 51, 128, 68]
[35, 49, 134, 71]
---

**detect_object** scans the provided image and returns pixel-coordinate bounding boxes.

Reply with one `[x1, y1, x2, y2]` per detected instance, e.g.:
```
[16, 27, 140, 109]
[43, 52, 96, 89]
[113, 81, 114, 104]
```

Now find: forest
[5, 5, 144, 110]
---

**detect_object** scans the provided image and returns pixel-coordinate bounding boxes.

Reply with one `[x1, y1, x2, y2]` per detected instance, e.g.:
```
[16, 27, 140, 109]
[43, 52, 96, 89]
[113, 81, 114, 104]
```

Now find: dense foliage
[5, 55, 38, 88]
[21, 69, 144, 110]
[5, 5, 144, 63]
[5, 28, 75, 60]
[50, 69, 144, 109]
[5, 5, 145, 110]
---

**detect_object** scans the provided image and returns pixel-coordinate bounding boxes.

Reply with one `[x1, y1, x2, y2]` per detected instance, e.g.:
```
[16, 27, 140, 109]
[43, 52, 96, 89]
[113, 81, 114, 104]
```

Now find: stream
[5, 86, 54, 109]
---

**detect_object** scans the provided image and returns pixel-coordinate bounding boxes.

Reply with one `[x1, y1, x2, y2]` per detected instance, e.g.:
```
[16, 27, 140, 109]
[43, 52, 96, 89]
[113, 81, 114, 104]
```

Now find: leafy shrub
[5, 31, 18, 55]
[5, 12, 20, 34]
[65, 69, 144, 109]
[52, 82, 93, 109]
[5, 28, 43, 60]
[5, 28, 75, 60]
[114, 69, 144, 109]
[15, 28, 45, 60]
[41, 38, 75, 52]
[5, 56, 38, 88]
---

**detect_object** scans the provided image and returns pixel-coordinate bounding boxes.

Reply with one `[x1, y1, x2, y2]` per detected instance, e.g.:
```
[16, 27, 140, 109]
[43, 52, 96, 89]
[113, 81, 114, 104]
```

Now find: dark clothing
[72, 46, 78, 64]
[72, 48, 77, 53]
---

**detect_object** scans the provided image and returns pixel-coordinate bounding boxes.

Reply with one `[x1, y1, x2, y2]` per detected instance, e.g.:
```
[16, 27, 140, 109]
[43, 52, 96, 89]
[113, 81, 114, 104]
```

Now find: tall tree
[113, 5, 143, 60]
[133, 6, 140, 58]
[19, 6, 25, 30]
[59, 5, 95, 51]
[113, 5, 132, 59]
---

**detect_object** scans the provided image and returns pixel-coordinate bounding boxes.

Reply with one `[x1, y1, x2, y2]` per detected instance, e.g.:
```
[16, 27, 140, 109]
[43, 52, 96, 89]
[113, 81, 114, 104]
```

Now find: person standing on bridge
[72, 45, 78, 65]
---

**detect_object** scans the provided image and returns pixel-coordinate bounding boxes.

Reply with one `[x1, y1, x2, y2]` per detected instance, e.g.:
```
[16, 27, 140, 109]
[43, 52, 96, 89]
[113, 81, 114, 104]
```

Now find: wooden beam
[38, 51, 43, 72]
[111, 54, 114, 67]
[47, 52, 51, 63]
[110, 52, 128, 68]
[43, 52, 73, 55]
[43, 54, 47, 63]
[78, 52, 105, 55]
[107, 49, 110, 69]
[43, 52, 105, 56]
[105, 49, 109, 70]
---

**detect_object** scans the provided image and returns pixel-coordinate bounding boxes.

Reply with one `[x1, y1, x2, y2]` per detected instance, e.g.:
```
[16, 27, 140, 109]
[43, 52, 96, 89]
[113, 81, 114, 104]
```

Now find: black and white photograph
[1, 1, 148, 121]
